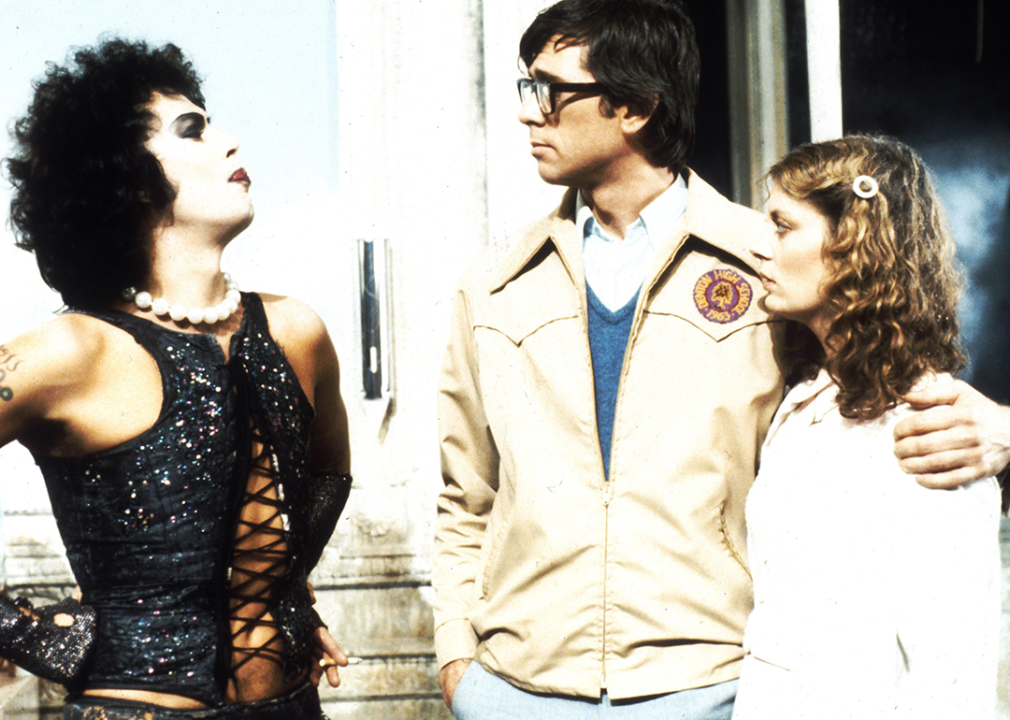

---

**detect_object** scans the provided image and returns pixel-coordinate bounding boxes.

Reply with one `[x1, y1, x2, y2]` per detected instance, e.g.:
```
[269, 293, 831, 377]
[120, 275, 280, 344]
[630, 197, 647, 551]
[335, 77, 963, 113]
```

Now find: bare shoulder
[3, 313, 115, 385]
[256, 293, 329, 350]
[0, 313, 123, 447]
[254, 294, 341, 412]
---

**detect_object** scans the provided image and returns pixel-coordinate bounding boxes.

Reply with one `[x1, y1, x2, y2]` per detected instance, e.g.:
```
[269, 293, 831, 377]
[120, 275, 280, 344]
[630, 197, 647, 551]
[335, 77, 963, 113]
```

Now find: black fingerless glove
[0, 594, 96, 686]
[304, 471, 352, 570]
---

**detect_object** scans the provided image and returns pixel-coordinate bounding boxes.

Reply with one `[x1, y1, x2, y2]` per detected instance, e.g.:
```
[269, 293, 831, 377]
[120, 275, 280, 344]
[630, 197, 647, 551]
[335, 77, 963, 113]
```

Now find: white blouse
[733, 370, 1001, 720]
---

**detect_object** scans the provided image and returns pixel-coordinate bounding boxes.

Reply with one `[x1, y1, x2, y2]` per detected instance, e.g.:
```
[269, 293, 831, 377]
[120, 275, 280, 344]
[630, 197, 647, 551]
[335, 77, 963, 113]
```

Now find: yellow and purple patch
[693, 269, 752, 324]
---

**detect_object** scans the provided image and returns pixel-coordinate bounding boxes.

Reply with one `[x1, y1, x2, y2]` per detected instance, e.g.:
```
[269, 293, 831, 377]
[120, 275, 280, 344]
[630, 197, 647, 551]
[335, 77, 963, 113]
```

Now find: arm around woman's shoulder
[895, 378, 1010, 488]
[257, 294, 349, 474]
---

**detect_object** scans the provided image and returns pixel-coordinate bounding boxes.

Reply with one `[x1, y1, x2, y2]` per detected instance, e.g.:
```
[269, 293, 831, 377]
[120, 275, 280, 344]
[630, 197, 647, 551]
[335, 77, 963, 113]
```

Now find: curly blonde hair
[768, 135, 965, 420]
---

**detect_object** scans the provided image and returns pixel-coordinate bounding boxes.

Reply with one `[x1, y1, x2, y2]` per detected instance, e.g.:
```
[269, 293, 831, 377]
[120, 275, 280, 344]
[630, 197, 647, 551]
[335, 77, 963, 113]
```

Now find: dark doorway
[685, 0, 733, 200]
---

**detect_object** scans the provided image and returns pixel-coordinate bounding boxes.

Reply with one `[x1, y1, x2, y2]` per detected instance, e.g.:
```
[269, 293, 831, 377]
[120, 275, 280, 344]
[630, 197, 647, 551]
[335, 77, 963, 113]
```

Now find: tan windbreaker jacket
[434, 172, 786, 700]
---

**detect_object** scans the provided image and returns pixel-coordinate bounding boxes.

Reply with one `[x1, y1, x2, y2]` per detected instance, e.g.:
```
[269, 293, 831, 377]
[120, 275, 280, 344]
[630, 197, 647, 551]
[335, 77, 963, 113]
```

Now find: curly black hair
[5, 38, 204, 309]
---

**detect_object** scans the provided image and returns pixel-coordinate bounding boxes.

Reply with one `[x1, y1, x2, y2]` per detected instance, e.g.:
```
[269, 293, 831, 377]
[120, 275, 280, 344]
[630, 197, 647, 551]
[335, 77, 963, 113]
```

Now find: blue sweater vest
[586, 284, 639, 480]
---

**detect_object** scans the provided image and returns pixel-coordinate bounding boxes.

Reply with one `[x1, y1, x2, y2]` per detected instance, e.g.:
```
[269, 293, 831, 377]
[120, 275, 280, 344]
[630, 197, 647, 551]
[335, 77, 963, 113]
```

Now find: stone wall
[4, 513, 1009, 718]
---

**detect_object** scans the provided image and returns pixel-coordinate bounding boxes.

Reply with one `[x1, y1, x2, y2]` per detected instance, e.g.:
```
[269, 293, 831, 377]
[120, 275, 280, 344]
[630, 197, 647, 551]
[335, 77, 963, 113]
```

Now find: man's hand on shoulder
[895, 379, 1010, 489]
[438, 658, 472, 710]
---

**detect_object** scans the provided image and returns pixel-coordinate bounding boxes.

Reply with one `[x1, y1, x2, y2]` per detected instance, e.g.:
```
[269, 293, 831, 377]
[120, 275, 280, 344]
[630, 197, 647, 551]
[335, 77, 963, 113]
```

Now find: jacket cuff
[434, 618, 479, 670]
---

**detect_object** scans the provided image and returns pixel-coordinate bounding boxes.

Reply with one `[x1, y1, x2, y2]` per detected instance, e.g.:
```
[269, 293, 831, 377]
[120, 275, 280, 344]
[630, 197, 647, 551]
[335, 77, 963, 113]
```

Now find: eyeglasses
[517, 77, 605, 115]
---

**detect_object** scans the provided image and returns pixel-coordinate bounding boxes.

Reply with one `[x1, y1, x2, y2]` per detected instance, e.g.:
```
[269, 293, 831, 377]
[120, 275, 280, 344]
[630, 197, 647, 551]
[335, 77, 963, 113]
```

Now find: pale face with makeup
[145, 92, 253, 241]
[750, 182, 834, 345]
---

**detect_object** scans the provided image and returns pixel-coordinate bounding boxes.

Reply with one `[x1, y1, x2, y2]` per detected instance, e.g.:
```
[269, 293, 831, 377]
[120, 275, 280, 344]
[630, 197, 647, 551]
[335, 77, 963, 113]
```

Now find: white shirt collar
[763, 368, 836, 445]
[638, 173, 689, 246]
[576, 174, 689, 312]
[574, 173, 688, 245]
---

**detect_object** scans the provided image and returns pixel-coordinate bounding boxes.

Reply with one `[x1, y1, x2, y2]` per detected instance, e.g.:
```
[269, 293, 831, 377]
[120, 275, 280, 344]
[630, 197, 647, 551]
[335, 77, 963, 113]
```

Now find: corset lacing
[227, 421, 290, 694]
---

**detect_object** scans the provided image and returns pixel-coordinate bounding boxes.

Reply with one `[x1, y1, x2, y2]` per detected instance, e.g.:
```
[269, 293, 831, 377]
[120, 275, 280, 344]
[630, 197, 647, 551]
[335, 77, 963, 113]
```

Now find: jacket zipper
[600, 302, 639, 692]
[601, 488, 613, 689]
[599, 253, 668, 691]
[562, 226, 688, 694]
[574, 270, 613, 692]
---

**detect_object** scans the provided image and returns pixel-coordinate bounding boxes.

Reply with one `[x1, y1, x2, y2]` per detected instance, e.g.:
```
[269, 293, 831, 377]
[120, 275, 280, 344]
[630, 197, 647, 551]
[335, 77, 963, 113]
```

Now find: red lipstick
[229, 168, 250, 184]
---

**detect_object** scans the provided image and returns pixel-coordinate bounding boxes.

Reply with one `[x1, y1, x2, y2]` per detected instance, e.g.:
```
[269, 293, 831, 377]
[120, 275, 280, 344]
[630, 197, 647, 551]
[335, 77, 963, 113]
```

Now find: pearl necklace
[123, 273, 241, 326]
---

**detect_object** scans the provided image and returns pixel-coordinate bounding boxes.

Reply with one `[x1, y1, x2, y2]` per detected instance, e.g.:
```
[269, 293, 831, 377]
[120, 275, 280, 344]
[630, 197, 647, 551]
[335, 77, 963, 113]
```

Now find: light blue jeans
[451, 662, 737, 720]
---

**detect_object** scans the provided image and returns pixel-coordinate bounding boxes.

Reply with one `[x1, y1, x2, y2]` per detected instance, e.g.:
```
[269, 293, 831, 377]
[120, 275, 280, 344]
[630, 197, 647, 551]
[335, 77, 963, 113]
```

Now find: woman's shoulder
[887, 372, 956, 424]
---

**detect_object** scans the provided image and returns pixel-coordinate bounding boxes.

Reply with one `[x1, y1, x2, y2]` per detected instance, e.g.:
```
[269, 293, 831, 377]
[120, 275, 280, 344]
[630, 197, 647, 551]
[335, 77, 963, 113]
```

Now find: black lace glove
[304, 470, 352, 570]
[0, 594, 96, 686]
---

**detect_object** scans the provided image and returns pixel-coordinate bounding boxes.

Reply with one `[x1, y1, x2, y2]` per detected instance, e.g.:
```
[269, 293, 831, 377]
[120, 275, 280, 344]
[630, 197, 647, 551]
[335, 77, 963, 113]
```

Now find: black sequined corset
[34, 293, 331, 705]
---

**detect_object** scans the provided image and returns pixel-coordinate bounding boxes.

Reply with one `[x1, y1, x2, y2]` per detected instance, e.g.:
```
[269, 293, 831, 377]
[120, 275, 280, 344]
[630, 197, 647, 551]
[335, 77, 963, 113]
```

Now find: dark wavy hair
[5, 38, 204, 310]
[768, 135, 965, 420]
[519, 0, 699, 176]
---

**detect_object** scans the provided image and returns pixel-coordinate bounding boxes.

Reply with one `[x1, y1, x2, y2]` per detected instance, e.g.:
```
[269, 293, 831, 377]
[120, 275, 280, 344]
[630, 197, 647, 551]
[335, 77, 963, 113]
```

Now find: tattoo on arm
[0, 345, 22, 402]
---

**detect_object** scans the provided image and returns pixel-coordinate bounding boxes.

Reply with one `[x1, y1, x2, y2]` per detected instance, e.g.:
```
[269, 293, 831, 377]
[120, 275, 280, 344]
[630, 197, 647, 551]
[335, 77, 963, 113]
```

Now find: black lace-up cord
[227, 425, 290, 677]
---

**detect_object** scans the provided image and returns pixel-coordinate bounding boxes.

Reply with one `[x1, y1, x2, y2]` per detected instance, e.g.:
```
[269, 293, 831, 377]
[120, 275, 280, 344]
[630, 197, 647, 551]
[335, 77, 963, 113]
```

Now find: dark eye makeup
[173, 113, 208, 140]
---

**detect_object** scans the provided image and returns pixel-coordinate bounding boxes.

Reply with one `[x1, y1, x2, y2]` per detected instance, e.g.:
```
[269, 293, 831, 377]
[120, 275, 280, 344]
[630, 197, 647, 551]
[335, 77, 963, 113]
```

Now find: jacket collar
[490, 187, 582, 293]
[677, 170, 762, 275]
[489, 169, 762, 293]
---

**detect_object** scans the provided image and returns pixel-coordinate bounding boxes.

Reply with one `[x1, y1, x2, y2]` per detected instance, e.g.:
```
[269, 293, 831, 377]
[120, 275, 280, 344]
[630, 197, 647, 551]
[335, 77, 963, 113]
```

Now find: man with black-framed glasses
[433, 1, 1010, 718]
[436, 4, 762, 715]
[516, 77, 605, 116]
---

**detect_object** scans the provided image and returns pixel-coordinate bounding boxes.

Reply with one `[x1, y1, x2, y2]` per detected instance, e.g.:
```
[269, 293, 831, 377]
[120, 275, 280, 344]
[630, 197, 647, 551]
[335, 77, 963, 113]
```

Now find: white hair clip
[852, 175, 879, 199]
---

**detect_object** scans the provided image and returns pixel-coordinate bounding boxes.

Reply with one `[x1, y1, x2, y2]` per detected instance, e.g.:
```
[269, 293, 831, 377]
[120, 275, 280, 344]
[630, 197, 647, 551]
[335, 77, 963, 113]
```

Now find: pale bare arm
[305, 323, 351, 689]
[259, 296, 351, 688]
[0, 340, 36, 449]
[0, 318, 102, 453]
[258, 294, 350, 475]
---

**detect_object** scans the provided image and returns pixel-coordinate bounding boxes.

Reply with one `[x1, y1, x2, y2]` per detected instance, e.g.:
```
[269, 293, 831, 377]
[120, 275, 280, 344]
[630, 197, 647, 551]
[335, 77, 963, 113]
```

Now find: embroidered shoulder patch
[693, 269, 752, 324]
